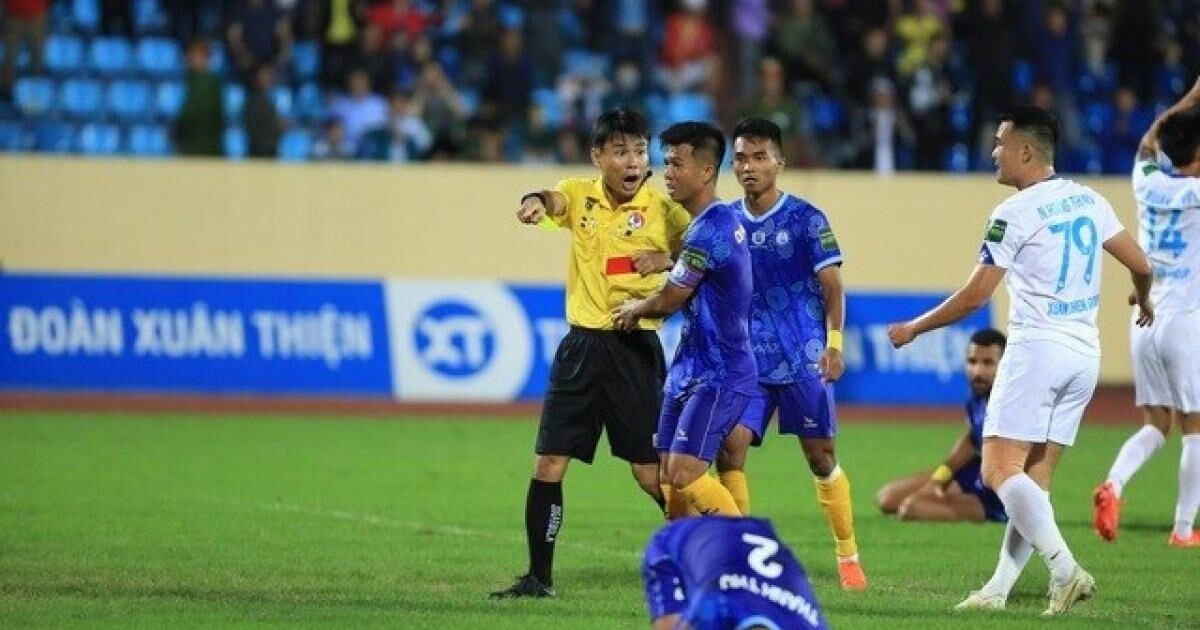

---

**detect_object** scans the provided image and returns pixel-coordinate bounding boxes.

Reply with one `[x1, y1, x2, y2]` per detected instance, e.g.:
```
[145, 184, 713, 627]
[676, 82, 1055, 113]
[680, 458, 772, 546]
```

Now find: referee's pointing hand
[517, 197, 547, 224]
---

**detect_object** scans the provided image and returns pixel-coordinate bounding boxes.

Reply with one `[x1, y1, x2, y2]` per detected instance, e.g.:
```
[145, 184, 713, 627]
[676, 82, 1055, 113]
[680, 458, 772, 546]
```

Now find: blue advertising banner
[0, 272, 393, 396]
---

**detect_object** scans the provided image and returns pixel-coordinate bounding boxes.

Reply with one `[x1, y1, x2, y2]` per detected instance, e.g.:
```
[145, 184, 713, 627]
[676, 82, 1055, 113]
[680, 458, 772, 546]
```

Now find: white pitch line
[256, 502, 642, 560]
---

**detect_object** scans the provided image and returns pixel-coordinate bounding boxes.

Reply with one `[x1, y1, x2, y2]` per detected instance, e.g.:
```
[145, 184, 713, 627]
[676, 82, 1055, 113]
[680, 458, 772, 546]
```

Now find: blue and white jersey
[1132, 159, 1200, 314]
[966, 393, 987, 450]
[979, 177, 1124, 356]
[735, 194, 844, 384]
[642, 517, 827, 630]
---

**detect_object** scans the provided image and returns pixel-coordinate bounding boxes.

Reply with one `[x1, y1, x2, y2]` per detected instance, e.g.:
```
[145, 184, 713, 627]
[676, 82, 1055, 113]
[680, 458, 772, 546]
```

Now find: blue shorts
[954, 458, 1008, 523]
[739, 381, 837, 444]
[657, 386, 750, 463]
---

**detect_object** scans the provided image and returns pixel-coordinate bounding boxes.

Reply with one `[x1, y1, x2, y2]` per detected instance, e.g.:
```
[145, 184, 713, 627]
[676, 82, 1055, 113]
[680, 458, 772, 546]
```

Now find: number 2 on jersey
[742, 533, 784, 579]
[1049, 216, 1098, 292]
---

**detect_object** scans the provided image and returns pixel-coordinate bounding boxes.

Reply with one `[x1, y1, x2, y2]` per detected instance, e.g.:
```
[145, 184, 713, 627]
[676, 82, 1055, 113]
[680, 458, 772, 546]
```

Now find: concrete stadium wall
[0, 156, 1143, 382]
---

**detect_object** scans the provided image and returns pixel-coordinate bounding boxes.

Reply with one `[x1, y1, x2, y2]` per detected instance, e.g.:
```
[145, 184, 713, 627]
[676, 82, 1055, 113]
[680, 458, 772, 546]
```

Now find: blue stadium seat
[59, 78, 104, 120]
[223, 83, 245, 121]
[207, 42, 227, 75]
[90, 38, 134, 76]
[271, 85, 293, 119]
[224, 126, 247, 159]
[945, 143, 970, 173]
[531, 88, 560, 126]
[136, 38, 183, 78]
[1082, 101, 1114, 138]
[106, 80, 152, 120]
[458, 88, 479, 116]
[78, 122, 121, 155]
[133, 0, 166, 34]
[950, 100, 971, 134]
[14, 78, 56, 117]
[1011, 59, 1033, 96]
[294, 82, 325, 122]
[806, 94, 845, 133]
[666, 94, 714, 123]
[32, 122, 75, 153]
[44, 34, 86, 75]
[278, 128, 312, 161]
[155, 80, 186, 119]
[126, 123, 171, 156]
[73, 0, 101, 32]
[0, 120, 28, 151]
[292, 42, 319, 81]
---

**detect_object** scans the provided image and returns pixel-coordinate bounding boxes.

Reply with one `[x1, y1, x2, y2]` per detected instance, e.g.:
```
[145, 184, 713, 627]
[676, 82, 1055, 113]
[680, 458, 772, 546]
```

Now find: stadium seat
[0, 119, 27, 151]
[72, 0, 101, 32]
[32, 122, 75, 152]
[223, 83, 245, 121]
[89, 38, 134, 76]
[665, 94, 714, 123]
[59, 78, 105, 120]
[44, 34, 86, 75]
[136, 38, 184, 78]
[126, 123, 171, 156]
[294, 82, 325, 122]
[1011, 59, 1033, 97]
[945, 143, 970, 173]
[1082, 101, 1114, 138]
[14, 78, 56, 117]
[133, 0, 166, 34]
[155, 80, 186, 119]
[278, 128, 312, 162]
[458, 88, 479, 116]
[531, 88, 560, 126]
[78, 122, 121, 155]
[807, 94, 845, 133]
[950, 100, 971, 134]
[271, 85, 293, 119]
[292, 42, 319, 81]
[223, 126, 247, 159]
[207, 42, 227, 75]
[106, 80, 153, 121]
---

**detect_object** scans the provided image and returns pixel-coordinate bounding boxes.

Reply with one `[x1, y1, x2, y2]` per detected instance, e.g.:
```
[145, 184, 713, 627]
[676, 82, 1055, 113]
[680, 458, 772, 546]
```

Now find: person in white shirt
[886, 106, 1154, 617]
[1094, 77, 1200, 548]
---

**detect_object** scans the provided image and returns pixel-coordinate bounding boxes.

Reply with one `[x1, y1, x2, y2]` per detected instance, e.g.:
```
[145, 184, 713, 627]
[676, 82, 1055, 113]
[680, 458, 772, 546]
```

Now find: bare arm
[612, 281, 695, 330]
[817, 264, 845, 381]
[887, 264, 1005, 348]
[1104, 230, 1155, 326]
[1138, 76, 1200, 160]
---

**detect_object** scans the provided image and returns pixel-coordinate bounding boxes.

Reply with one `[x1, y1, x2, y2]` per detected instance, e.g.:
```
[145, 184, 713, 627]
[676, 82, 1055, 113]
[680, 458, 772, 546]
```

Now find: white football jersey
[980, 177, 1124, 356]
[1132, 159, 1200, 314]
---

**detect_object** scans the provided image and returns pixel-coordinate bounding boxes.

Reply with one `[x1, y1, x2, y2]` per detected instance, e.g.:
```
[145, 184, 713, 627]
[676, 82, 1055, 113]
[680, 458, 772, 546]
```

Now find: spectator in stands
[601, 58, 650, 115]
[851, 77, 912, 174]
[227, 0, 294, 83]
[961, 0, 1014, 164]
[737, 56, 812, 167]
[729, 0, 769, 97]
[100, 0, 134, 39]
[311, 116, 351, 159]
[165, 0, 216, 46]
[768, 0, 836, 92]
[657, 0, 718, 94]
[329, 67, 388, 154]
[366, 0, 432, 43]
[415, 60, 467, 160]
[906, 33, 954, 171]
[385, 89, 431, 162]
[311, 0, 366, 89]
[454, 0, 502, 91]
[175, 38, 225, 157]
[390, 31, 431, 93]
[466, 94, 504, 161]
[608, 0, 658, 72]
[1, 0, 48, 102]
[844, 27, 896, 112]
[483, 27, 533, 130]
[523, 0, 564, 87]
[1101, 85, 1153, 173]
[522, 102, 556, 164]
[1109, 0, 1161, 102]
[358, 23, 394, 94]
[894, 0, 944, 78]
[245, 64, 283, 158]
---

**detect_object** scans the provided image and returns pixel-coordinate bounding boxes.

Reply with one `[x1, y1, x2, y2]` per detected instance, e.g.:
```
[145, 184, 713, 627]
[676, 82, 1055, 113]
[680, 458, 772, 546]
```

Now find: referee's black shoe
[489, 573, 556, 598]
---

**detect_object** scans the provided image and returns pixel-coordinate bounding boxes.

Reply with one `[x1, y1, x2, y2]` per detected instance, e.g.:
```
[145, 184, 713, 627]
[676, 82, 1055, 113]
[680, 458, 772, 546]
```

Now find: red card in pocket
[605, 256, 635, 275]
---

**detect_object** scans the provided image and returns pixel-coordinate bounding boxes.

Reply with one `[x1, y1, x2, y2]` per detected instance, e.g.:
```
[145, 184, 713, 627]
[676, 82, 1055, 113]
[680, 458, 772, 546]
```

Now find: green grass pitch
[1, 411, 1198, 628]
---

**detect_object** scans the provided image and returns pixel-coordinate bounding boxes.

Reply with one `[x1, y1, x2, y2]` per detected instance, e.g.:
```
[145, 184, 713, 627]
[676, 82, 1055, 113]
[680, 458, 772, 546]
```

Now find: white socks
[979, 518, 1035, 599]
[1107, 425, 1166, 497]
[1175, 435, 1200, 539]
[996, 474, 1077, 585]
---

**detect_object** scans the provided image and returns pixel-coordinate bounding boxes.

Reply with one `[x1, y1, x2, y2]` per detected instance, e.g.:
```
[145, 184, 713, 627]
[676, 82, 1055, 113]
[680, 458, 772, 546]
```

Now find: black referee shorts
[535, 326, 665, 465]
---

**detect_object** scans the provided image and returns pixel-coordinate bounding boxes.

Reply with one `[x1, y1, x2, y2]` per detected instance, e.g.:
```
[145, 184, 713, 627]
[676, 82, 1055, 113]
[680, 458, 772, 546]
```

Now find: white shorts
[1132, 310, 1200, 413]
[983, 339, 1099, 446]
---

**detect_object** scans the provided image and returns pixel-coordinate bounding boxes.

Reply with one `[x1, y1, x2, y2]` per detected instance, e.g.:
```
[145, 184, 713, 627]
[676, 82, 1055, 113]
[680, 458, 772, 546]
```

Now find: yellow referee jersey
[548, 177, 692, 330]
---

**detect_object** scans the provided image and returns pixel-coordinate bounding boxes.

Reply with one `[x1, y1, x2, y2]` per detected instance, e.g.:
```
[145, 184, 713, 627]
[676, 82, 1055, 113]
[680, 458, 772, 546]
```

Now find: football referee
[490, 109, 691, 599]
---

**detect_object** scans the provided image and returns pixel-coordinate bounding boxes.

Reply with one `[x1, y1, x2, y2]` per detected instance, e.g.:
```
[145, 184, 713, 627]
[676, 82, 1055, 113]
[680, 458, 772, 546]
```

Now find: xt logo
[413, 301, 495, 377]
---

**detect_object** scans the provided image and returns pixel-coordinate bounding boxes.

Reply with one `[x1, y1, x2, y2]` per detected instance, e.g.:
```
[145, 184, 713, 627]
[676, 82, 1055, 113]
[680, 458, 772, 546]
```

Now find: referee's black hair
[591, 108, 650, 148]
[732, 117, 784, 156]
[998, 105, 1058, 162]
[1157, 104, 1200, 168]
[660, 122, 726, 169]
[969, 328, 1007, 351]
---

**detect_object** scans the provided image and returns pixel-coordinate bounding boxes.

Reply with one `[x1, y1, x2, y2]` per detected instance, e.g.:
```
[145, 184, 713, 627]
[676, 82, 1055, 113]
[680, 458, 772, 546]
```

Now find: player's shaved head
[1157, 104, 1200, 170]
[998, 106, 1058, 164]
[660, 122, 726, 170]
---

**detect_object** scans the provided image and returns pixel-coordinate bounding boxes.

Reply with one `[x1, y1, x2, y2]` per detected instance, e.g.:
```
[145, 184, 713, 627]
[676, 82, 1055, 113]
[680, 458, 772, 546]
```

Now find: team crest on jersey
[627, 211, 645, 230]
[735, 225, 746, 244]
[752, 230, 767, 245]
[776, 230, 790, 246]
[584, 197, 598, 213]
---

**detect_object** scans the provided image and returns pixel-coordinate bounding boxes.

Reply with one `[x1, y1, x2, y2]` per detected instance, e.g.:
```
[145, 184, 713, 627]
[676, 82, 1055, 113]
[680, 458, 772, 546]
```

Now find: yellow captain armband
[536, 215, 561, 231]
[931, 464, 953, 484]
[826, 329, 843, 352]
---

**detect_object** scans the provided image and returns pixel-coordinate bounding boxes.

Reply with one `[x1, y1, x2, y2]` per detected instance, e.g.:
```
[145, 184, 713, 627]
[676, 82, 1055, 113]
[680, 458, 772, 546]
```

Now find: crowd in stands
[1, 0, 1198, 173]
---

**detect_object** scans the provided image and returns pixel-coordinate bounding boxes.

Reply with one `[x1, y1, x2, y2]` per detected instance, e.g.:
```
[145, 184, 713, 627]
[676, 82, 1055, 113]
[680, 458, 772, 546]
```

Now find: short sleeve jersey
[1131, 159, 1200, 314]
[735, 193, 844, 383]
[664, 202, 758, 397]
[979, 177, 1124, 356]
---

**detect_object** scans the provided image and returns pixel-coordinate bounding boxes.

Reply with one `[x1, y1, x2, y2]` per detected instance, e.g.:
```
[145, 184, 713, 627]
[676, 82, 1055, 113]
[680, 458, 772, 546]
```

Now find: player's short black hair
[732, 117, 784, 156]
[970, 328, 1007, 351]
[660, 121, 726, 169]
[998, 105, 1058, 161]
[591, 108, 650, 148]
[1157, 104, 1200, 168]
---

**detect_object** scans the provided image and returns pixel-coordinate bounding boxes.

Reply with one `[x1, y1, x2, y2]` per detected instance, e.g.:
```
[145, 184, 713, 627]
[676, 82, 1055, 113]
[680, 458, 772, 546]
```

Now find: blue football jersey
[665, 202, 758, 397]
[642, 516, 828, 630]
[735, 194, 843, 384]
[966, 394, 987, 450]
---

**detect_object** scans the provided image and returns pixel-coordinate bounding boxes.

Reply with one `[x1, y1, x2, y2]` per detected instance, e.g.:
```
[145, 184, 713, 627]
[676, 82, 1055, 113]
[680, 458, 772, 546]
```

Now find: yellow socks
[681, 475, 742, 516]
[660, 483, 693, 520]
[814, 465, 858, 558]
[719, 470, 750, 514]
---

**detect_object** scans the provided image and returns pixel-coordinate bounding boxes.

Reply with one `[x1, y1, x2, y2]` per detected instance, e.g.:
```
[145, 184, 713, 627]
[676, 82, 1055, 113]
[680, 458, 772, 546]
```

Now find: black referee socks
[525, 479, 563, 586]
